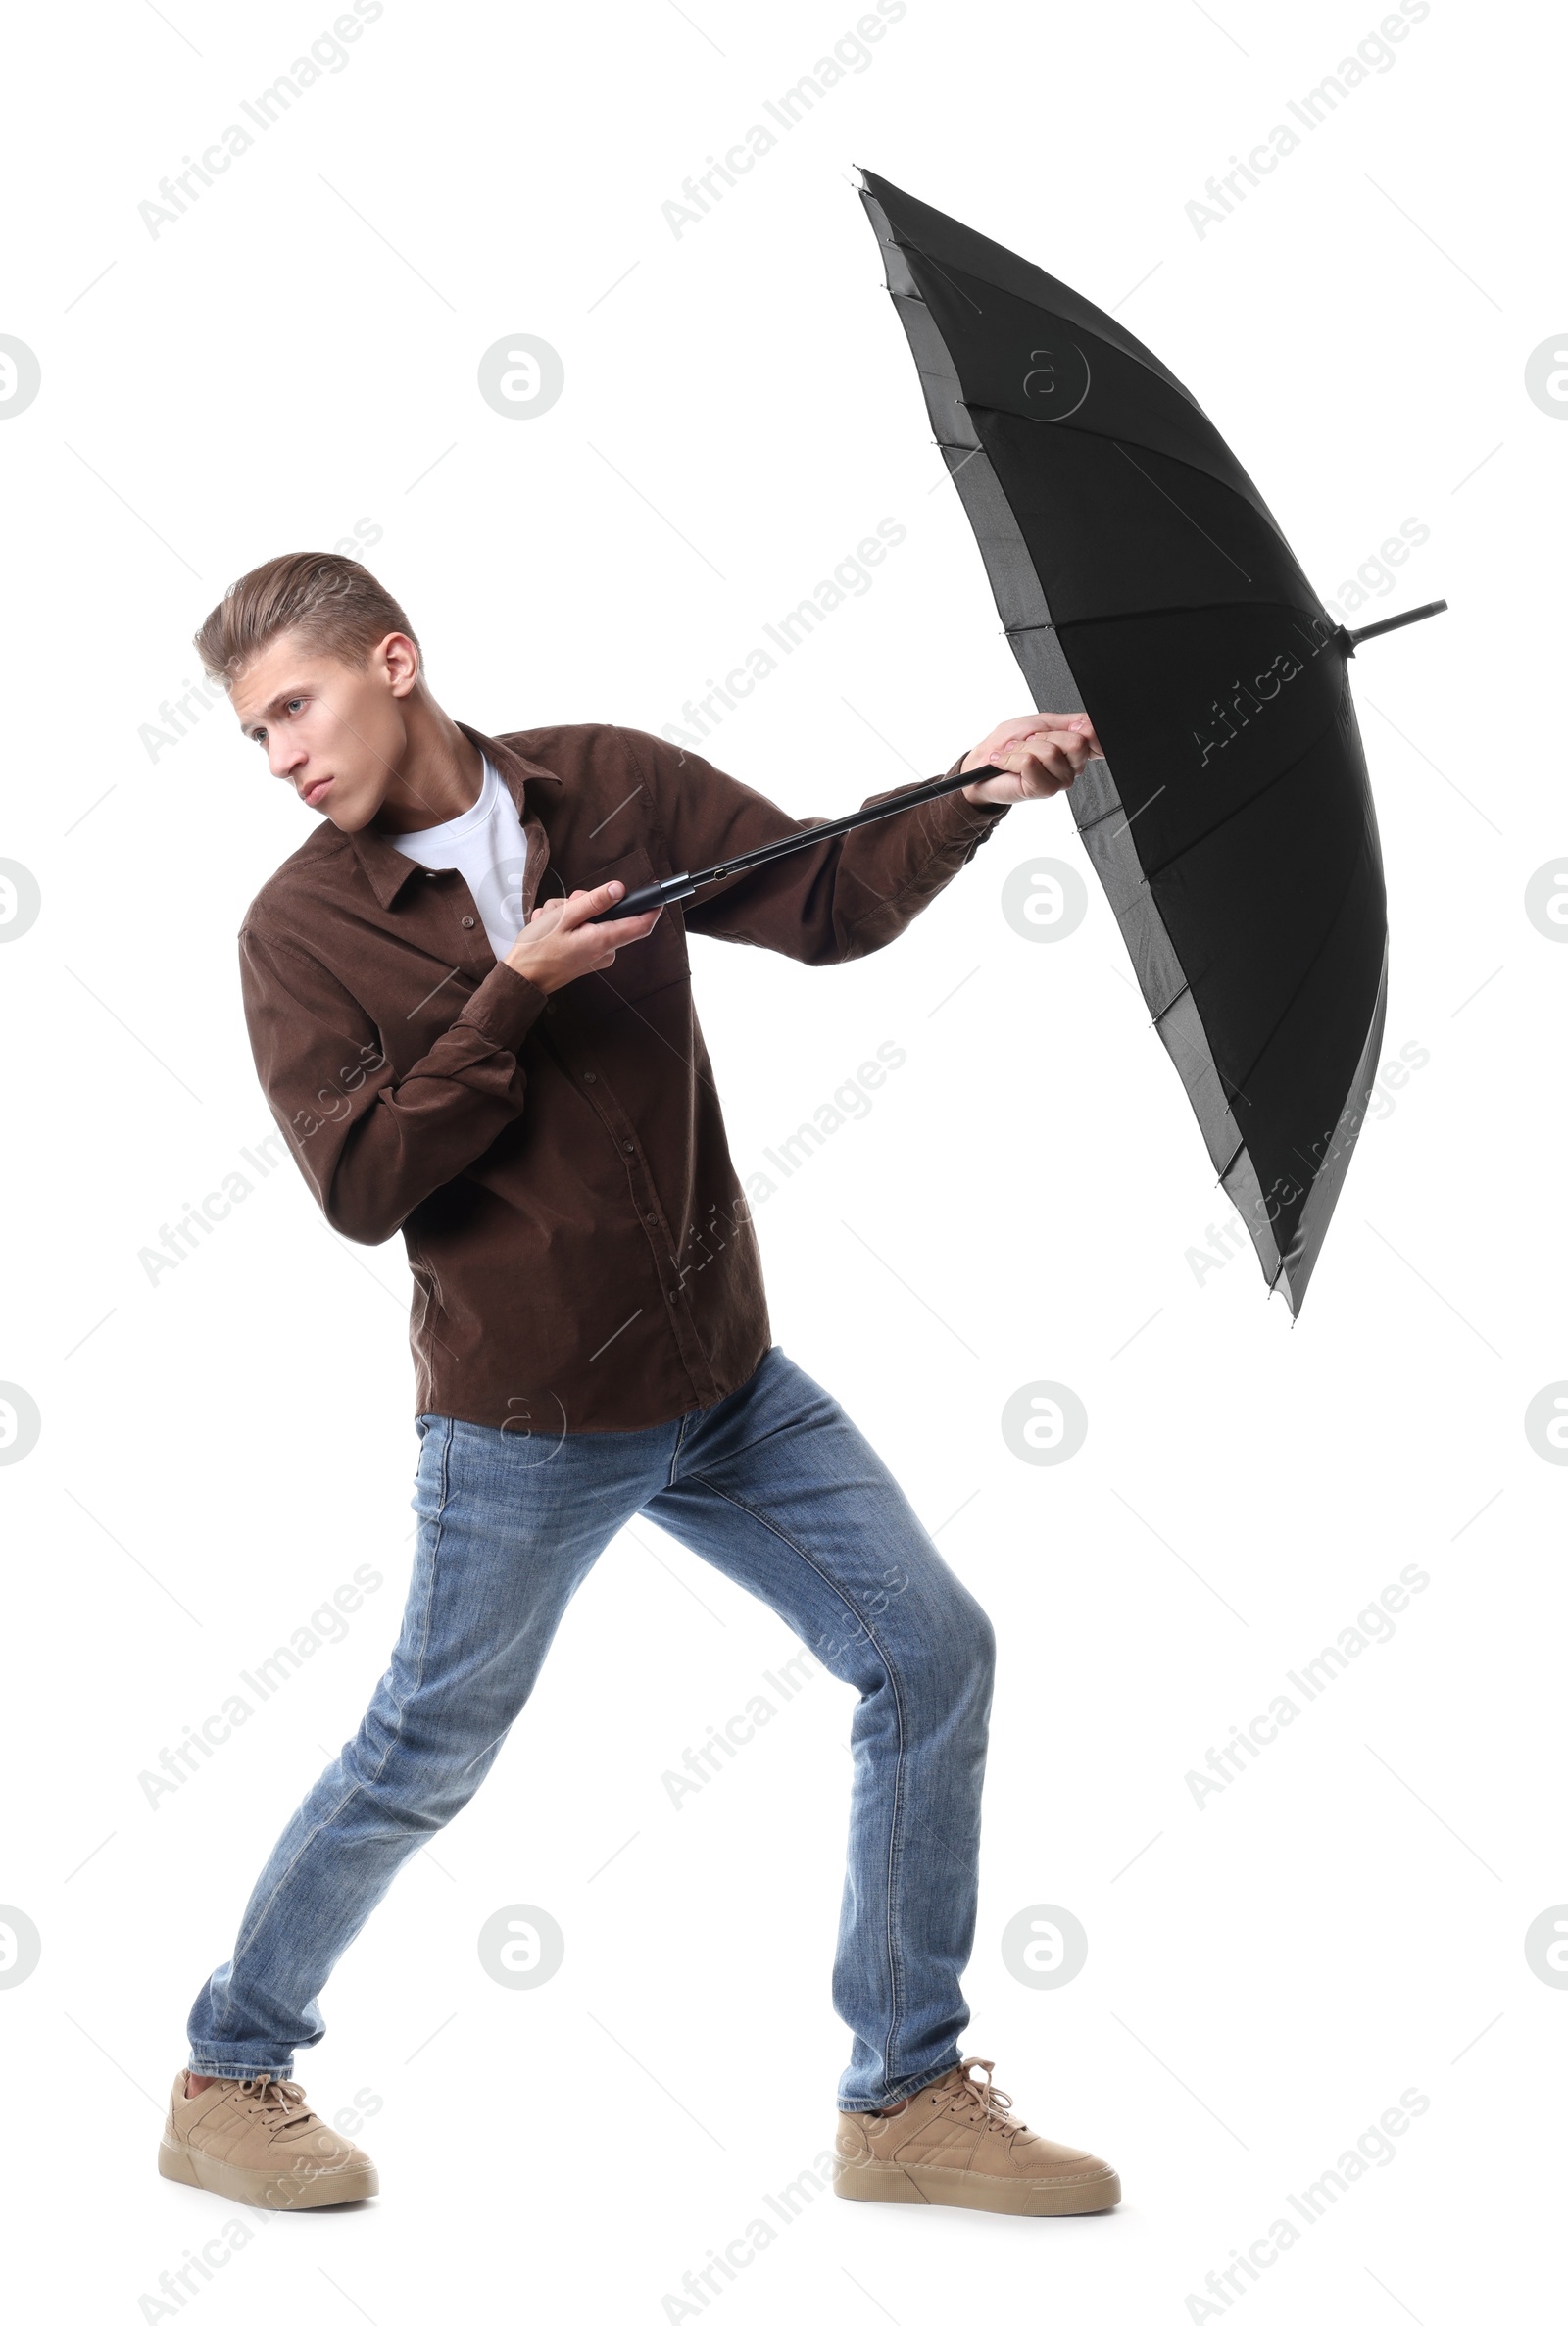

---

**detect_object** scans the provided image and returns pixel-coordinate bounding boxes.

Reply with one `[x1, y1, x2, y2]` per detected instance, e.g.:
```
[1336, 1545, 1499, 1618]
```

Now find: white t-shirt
[386, 754, 530, 960]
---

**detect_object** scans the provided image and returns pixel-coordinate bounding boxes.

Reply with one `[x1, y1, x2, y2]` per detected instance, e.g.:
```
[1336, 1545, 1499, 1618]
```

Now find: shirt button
[462, 916, 476, 929]
[623, 1140, 635, 1153]
[424, 869, 439, 879]
[583, 1071, 597, 1083]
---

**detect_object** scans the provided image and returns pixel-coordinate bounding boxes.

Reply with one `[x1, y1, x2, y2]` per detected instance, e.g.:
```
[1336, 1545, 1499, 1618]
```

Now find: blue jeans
[186, 1345, 996, 2111]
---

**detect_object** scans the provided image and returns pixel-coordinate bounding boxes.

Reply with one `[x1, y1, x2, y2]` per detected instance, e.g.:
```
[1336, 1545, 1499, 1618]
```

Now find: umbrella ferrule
[1341, 599, 1449, 653]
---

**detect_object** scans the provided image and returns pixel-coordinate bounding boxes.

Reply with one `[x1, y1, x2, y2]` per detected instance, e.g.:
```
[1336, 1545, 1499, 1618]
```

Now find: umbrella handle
[590, 874, 697, 925]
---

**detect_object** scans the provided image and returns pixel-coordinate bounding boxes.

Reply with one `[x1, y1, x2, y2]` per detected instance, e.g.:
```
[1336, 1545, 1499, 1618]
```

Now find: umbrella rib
[1150, 982, 1192, 1027]
[1139, 677, 1350, 885]
[1076, 797, 1140, 835]
[1158, 1003, 1251, 1112]
[889, 229, 986, 315]
[1142, 763, 1376, 1134]
[998, 529, 1366, 1147]
[883, 228, 1205, 411]
[1111, 440, 1253, 582]
[1052, 595, 1327, 639]
[963, 401, 1296, 560]
[1219, 838, 1380, 1116]
[1010, 591, 1332, 670]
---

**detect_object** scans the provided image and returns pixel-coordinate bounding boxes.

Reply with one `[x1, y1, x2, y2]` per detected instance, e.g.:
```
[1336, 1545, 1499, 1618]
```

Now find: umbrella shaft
[587, 764, 984, 922]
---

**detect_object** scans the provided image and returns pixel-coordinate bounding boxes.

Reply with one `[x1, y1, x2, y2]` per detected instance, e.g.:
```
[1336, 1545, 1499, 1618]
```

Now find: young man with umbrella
[158, 549, 1120, 2221]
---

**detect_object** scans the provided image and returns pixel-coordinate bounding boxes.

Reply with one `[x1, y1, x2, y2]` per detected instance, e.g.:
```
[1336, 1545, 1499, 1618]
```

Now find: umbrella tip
[1341, 599, 1450, 654]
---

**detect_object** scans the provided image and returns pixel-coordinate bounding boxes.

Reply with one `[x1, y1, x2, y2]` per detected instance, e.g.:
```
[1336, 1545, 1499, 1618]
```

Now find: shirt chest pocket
[575, 841, 690, 1017]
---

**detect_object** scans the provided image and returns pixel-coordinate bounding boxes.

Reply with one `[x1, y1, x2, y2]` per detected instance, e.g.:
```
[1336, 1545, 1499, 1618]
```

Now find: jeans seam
[683, 1469, 910, 2086]
[391, 1415, 450, 1716]
[216, 1416, 453, 2033]
[185, 2056, 294, 2079]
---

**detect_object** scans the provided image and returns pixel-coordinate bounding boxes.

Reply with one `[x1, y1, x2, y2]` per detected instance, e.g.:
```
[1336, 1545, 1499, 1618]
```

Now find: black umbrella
[598, 172, 1444, 1313]
[848, 168, 1445, 1313]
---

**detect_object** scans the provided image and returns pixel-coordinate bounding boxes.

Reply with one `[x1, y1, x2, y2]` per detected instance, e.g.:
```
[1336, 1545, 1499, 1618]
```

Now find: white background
[1, 1, 1562, 2320]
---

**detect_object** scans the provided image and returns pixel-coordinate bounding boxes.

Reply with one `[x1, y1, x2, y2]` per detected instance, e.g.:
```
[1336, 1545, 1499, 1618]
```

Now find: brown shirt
[238, 720, 1009, 1434]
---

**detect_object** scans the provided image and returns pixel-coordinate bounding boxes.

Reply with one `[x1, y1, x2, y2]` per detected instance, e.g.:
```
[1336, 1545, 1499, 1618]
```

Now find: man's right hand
[504, 881, 662, 996]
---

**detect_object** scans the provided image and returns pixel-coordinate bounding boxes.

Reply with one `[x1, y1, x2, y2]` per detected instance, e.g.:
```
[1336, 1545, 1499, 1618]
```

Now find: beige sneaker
[833, 2055, 1119, 2217]
[158, 2071, 379, 2209]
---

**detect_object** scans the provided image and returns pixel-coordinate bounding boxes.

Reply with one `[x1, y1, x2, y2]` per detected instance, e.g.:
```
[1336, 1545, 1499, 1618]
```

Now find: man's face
[228, 629, 415, 832]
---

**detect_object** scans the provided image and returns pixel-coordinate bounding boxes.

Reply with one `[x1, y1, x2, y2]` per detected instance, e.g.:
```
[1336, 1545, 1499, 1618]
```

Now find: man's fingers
[528, 886, 662, 946]
[986, 711, 1103, 761]
[550, 879, 631, 930]
[597, 906, 662, 943]
[572, 903, 662, 955]
[528, 882, 625, 929]
[989, 735, 1085, 781]
[992, 712, 1084, 743]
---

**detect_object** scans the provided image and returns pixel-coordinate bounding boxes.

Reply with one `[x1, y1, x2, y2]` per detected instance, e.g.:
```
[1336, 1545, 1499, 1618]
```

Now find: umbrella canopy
[857, 169, 1445, 1314]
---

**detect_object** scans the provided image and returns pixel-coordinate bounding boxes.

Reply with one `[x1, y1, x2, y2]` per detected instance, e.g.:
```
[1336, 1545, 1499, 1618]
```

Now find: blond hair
[193, 551, 420, 688]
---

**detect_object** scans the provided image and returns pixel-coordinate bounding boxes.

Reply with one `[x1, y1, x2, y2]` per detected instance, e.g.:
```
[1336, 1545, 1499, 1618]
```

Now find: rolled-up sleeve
[238, 923, 549, 1245]
[616, 726, 1010, 965]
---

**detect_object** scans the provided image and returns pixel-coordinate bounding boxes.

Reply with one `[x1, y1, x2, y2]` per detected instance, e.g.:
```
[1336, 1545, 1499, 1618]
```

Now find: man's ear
[378, 631, 421, 698]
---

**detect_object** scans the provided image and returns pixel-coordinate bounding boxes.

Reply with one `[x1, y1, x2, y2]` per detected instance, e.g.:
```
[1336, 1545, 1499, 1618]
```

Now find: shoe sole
[159, 2139, 378, 2209]
[833, 2157, 1120, 2216]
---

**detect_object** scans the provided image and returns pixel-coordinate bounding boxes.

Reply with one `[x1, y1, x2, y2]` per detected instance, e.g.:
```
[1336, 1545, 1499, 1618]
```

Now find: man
[159, 550, 1119, 2220]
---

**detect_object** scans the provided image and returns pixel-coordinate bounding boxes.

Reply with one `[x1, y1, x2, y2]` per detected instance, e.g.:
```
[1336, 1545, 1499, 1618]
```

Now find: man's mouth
[302, 776, 333, 808]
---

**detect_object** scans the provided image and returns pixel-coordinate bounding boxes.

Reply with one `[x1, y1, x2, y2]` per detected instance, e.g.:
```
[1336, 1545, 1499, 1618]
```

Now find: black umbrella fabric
[856, 169, 1445, 1314]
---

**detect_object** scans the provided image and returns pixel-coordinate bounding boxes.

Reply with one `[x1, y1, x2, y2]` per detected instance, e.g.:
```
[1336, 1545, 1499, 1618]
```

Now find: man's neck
[370, 700, 485, 835]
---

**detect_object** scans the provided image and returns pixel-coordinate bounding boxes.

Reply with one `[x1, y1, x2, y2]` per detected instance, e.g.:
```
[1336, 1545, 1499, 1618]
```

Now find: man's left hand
[959, 713, 1103, 806]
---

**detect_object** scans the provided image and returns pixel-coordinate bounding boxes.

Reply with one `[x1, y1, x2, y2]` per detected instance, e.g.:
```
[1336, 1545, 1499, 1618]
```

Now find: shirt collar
[344, 722, 563, 910]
